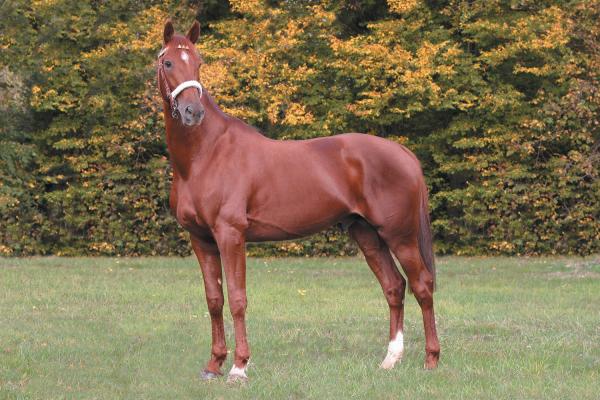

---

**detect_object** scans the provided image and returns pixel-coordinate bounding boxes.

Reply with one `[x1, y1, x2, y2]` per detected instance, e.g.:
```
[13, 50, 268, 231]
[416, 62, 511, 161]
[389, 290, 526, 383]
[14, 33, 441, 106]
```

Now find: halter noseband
[157, 46, 203, 119]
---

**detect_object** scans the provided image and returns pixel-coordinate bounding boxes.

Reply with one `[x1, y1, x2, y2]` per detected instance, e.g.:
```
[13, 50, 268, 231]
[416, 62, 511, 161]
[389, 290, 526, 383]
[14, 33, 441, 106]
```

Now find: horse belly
[245, 212, 344, 242]
[246, 186, 351, 242]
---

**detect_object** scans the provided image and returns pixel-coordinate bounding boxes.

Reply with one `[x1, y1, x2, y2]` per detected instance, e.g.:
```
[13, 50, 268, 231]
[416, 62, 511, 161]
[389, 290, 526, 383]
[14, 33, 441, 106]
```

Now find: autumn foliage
[1, 0, 598, 256]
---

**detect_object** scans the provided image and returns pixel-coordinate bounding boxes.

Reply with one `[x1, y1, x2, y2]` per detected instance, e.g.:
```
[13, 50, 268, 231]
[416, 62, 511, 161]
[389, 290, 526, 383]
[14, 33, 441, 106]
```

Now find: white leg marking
[228, 364, 248, 381]
[380, 330, 404, 370]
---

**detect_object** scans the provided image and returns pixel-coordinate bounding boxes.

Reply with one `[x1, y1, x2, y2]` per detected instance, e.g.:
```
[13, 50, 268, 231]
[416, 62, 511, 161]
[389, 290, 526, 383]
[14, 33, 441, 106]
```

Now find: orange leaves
[229, 0, 264, 16]
[332, 25, 461, 119]
[477, 6, 570, 78]
[3, 1, 600, 256]
[388, 0, 420, 15]
[197, 9, 320, 129]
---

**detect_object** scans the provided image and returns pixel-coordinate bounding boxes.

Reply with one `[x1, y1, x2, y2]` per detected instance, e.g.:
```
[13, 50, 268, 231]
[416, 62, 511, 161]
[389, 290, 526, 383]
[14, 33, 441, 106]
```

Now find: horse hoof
[424, 353, 439, 370]
[380, 351, 402, 370]
[200, 370, 221, 381]
[424, 362, 438, 370]
[380, 359, 398, 370]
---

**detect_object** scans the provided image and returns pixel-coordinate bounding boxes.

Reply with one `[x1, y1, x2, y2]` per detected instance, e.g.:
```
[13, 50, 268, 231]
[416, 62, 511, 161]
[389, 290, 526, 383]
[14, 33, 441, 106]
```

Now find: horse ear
[187, 20, 200, 44]
[164, 19, 174, 44]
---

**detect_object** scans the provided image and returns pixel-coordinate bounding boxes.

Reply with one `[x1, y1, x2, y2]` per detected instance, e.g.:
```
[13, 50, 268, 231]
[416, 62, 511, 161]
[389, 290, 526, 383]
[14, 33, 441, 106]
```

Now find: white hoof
[380, 350, 403, 370]
[380, 331, 404, 370]
[227, 364, 248, 383]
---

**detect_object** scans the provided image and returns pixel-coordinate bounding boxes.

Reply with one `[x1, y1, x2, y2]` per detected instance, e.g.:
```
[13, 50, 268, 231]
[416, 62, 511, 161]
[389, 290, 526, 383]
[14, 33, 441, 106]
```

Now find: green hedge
[1, 0, 598, 256]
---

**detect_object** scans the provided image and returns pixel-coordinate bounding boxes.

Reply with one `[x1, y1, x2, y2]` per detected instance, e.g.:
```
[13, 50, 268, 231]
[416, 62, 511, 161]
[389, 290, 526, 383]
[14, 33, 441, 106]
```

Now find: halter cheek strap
[157, 47, 203, 118]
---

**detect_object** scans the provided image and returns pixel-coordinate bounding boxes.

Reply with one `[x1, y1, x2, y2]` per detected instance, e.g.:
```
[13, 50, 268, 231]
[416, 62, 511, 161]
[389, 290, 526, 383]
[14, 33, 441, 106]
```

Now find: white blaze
[380, 330, 404, 369]
[181, 51, 189, 63]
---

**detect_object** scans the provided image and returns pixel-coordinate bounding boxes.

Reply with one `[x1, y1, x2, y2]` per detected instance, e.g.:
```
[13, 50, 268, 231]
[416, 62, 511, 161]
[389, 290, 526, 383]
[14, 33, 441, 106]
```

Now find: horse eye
[165, 60, 172, 68]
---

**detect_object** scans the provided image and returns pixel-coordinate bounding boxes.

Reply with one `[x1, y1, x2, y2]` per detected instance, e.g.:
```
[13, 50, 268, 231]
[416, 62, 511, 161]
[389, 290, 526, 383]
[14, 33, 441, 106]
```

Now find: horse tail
[417, 181, 436, 291]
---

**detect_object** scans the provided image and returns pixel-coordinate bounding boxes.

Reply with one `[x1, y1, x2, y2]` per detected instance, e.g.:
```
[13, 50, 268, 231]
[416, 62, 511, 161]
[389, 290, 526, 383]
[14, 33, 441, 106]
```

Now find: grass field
[1, 256, 599, 399]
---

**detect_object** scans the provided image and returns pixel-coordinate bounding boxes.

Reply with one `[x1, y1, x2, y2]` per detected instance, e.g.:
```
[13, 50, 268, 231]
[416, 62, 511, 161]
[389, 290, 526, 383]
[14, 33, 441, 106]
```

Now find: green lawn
[1, 256, 599, 399]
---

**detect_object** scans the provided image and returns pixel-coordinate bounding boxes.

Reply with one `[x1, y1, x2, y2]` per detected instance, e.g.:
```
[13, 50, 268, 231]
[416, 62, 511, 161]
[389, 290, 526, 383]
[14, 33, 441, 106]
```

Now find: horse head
[158, 20, 205, 127]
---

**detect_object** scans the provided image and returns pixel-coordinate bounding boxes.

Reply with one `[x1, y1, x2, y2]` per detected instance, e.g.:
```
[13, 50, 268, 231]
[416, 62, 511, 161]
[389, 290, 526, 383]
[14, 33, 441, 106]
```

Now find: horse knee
[206, 296, 224, 317]
[229, 296, 247, 318]
[384, 285, 405, 307]
[410, 282, 432, 307]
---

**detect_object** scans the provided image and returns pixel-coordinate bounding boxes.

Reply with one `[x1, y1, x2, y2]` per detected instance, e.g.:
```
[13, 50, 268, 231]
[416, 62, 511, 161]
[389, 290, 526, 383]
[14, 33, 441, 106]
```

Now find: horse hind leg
[348, 219, 407, 370]
[385, 239, 440, 369]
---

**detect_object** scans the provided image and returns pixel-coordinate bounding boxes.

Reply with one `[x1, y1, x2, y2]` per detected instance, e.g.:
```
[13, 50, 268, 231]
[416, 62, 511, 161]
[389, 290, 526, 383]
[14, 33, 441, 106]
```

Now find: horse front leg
[190, 236, 227, 380]
[213, 222, 250, 382]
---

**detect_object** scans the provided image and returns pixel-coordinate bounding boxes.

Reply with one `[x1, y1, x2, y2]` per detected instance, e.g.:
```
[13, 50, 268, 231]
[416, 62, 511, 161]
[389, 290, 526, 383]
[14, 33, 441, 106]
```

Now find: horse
[157, 20, 440, 382]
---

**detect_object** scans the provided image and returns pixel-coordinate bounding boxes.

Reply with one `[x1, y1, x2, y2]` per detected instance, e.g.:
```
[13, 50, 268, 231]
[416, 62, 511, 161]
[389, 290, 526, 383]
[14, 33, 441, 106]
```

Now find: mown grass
[1, 256, 599, 399]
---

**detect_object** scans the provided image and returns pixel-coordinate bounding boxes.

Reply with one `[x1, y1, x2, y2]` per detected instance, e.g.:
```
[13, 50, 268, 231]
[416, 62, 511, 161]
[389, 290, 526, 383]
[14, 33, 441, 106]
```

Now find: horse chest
[172, 185, 209, 234]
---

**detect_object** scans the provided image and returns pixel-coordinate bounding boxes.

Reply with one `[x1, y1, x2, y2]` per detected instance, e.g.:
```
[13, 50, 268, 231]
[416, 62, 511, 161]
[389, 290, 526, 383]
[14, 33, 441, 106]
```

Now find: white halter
[171, 80, 203, 100]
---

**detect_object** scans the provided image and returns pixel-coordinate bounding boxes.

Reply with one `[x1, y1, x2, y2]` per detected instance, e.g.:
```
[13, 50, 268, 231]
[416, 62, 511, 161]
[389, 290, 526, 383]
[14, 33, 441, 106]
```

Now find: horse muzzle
[181, 104, 205, 126]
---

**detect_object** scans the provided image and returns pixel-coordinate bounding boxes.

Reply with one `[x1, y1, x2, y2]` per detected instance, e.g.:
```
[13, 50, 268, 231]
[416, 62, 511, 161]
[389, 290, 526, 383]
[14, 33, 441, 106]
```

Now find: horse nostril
[185, 105, 193, 115]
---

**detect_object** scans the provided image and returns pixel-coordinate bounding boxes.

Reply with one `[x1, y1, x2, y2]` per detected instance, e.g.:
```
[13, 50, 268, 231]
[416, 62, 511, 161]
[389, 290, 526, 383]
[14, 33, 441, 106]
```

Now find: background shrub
[1, 0, 598, 256]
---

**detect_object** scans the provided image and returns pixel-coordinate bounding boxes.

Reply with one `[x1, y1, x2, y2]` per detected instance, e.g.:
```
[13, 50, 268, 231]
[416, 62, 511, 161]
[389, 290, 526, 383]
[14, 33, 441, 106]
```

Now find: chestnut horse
[157, 20, 440, 382]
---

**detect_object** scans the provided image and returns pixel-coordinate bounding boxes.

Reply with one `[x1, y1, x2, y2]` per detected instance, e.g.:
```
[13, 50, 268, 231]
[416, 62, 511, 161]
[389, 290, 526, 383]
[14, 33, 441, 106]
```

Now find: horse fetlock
[212, 346, 228, 361]
[424, 343, 440, 368]
[234, 350, 250, 365]
[424, 351, 440, 369]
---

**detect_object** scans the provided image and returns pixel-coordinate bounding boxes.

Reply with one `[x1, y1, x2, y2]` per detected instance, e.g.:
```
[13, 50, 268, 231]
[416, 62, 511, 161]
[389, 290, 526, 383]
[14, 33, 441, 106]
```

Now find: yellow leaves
[281, 103, 315, 126]
[478, 6, 569, 76]
[308, 5, 335, 26]
[333, 31, 459, 117]
[230, 0, 264, 16]
[81, 6, 168, 63]
[489, 241, 515, 252]
[53, 138, 85, 150]
[521, 118, 544, 130]
[128, 7, 169, 52]
[388, 0, 420, 15]
[31, 0, 58, 8]
[89, 242, 115, 254]
[200, 22, 317, 125]
[479, 89, 522, 112]
[30, 87, 60, 110]
[275, 20, 305, 50]
[513, 64, 553, 76]
[0, 245, 13, 256]
[387, 135, 409, 145]
[123, 118, 145, 133]
[278, 242, 304, 254]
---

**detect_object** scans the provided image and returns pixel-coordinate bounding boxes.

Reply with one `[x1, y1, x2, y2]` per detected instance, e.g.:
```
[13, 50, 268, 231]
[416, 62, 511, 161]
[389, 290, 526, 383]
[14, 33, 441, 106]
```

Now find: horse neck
[164, 92, 228, 179]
